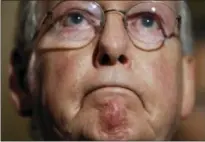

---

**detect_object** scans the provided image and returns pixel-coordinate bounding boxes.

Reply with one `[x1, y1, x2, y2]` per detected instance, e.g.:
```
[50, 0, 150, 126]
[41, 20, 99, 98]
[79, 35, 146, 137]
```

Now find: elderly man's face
[11, 1, 195, 141]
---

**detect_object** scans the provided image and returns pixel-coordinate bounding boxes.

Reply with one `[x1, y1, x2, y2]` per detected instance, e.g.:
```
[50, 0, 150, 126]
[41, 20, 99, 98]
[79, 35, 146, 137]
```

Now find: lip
[86, 84, 136, 96]
[83, 67, 145, 107]
[84, 79, 145, 109]
[86, 84, 137, 98]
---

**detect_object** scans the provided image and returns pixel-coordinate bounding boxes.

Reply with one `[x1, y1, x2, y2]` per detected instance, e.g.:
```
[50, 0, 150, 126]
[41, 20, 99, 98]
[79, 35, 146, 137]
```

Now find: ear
[9, 63, 33, 117]
[181, 55, 196, 120]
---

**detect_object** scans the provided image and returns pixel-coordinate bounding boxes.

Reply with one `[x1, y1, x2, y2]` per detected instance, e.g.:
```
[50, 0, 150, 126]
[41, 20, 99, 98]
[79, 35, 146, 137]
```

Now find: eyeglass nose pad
[123, 17, 128, 29]
[41, 11, 53, 26]
[177, 16, 181, 30]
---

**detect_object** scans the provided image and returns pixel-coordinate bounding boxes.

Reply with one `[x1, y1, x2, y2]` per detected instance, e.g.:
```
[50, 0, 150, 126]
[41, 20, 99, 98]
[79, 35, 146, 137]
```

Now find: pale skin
[10, 1, 195, 140]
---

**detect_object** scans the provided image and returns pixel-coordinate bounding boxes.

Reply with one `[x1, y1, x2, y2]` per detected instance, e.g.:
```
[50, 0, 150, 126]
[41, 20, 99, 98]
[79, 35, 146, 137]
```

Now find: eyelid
[53, 8, 97, 26]
[127, 12, 164, 26]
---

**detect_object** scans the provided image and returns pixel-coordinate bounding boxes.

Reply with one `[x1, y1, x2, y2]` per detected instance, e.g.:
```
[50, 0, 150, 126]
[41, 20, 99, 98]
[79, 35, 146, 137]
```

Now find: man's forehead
[48, 0, 178, 10]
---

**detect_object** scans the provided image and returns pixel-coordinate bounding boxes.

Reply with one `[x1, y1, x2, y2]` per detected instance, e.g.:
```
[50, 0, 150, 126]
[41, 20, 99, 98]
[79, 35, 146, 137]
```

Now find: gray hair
[179, 1, 194, 54]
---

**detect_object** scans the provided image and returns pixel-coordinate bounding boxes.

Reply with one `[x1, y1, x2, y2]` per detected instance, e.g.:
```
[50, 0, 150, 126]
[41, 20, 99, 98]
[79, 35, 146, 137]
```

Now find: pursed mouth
[83, 85, 141, 110]
[86, 84, 136, 97]
[84, 83, 146, 111]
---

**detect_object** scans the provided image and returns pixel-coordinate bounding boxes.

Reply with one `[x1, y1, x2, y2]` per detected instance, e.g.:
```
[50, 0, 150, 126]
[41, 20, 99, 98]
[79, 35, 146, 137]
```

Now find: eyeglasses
[34, 1, 181, 51]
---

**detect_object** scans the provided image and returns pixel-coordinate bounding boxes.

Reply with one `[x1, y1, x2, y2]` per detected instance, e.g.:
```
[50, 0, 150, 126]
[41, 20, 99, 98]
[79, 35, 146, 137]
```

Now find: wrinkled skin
[11, 1, 195, 141]
[35, 37, 182, 140]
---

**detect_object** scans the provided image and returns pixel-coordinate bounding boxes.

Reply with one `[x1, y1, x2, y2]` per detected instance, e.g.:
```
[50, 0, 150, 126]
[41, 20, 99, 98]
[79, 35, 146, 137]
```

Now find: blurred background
[1, 1, 205, 141]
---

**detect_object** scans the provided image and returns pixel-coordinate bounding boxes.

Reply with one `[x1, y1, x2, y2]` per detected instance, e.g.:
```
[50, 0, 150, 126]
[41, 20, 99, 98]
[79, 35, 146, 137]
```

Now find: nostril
[97, 53, 129, 66]
[100, 54, 111, 65]
[118, 55, 128, 64]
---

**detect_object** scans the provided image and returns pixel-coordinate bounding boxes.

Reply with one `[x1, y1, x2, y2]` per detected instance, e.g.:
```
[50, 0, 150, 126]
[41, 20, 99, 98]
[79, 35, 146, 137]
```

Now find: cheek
[150, 43, 182, 107]
[54, 55, 72, 80]
[42, 52, 89, 94]
[43, 54, 79, 95]
[136, 38, 182, 111]
[152, 56, 179, 95]
[139, 52, 182, 138]
[39, 52, 91, 127]
[140, 53, 180, 109]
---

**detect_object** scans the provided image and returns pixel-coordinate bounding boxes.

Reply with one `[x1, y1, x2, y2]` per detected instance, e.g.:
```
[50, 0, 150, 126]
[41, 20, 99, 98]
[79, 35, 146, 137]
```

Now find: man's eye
[126, 12, 164, 46]
[127, 12, 163, 33]
[63, 12, 87, 27]
[140, 14, 158, 29]
[128, 12, 164, 34]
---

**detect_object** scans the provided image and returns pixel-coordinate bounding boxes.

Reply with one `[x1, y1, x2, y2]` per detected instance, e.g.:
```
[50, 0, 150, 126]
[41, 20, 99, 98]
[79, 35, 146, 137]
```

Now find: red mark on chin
[100, 99, 127, 132]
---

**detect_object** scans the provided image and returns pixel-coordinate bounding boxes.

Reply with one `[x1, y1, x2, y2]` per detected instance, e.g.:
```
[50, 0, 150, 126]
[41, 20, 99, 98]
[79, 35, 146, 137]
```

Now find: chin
[58, 107, 156, 141]
[41, 88, 174, 141]
[63, 117, 133, 141]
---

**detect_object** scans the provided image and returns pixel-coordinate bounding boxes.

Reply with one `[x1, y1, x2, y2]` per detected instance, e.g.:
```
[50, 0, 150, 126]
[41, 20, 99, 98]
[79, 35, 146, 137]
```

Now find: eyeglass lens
[38, 1, 178, 51]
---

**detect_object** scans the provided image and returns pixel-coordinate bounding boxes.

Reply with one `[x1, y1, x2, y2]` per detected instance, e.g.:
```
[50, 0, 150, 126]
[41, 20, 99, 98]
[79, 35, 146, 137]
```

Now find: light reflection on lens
[37, 1, 178, 51]
[125, 2, 177, 50]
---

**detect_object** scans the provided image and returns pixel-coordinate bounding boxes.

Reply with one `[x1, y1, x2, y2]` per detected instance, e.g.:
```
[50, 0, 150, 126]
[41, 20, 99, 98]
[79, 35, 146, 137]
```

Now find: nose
[94, 12, 131, 68]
